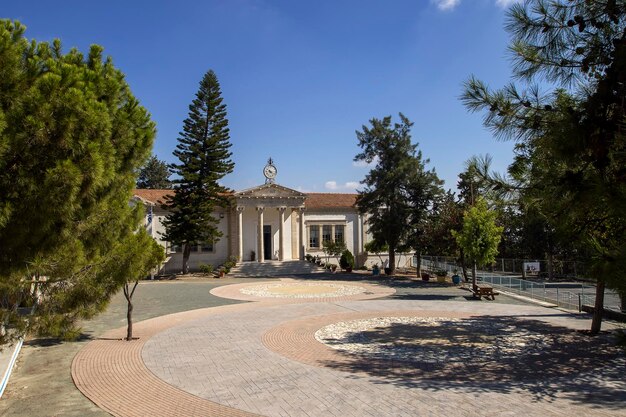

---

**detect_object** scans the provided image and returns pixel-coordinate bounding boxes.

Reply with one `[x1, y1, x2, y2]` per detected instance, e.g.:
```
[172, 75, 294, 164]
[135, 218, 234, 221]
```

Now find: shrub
[199, 263, 214, 274]
[339, 249, 354, 270]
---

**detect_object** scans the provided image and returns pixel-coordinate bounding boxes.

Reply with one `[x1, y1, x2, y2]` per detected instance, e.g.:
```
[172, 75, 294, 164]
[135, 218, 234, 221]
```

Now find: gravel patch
[314, 316, 553, 364]
[240, 282, 367, 299]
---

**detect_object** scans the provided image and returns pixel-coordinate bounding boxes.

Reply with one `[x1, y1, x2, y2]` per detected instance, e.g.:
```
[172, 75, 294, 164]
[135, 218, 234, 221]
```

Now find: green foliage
[422, 190, 463, 257]
[354, 113, 443, 274]
[364, 240, 388, 254]
[199, 263, 214, 274]
[161, 70, 234, 274]
[461, 0, 626, 332]
[137, 155, 171, 189]
[322, 239, 346, 265]
[0, 20, 157, 344]
[452, 198, 503, 267]
[339, 249, 354, 270]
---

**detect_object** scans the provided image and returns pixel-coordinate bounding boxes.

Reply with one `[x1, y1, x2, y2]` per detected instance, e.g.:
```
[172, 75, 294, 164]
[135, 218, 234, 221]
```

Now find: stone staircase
[229, 260, 325, 278]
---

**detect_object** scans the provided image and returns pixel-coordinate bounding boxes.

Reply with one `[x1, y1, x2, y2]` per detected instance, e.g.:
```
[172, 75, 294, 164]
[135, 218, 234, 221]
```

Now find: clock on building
[263, 158, 277, 183]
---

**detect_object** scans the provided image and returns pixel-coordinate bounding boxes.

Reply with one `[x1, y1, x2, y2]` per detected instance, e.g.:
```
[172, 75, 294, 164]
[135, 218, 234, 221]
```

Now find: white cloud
[325, 181, 339, 190]
[432, 0, 519, 12]
[324, 181, 361, 192]
[432, 0, 461, 11]
[495, 0, 520, 8]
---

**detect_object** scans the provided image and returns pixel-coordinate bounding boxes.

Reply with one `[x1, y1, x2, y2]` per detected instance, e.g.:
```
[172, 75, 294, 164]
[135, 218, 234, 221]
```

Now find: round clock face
[264, 165, 277, 178]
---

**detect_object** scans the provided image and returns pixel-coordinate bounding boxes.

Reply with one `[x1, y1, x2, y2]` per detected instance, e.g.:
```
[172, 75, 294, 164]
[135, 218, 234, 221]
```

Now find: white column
[298, 207, 305, 260]
[237, 206, 245, 261]
[257, 206, 264, 263]
[278, 207, 286, 261]
[357, 213, 364, 267]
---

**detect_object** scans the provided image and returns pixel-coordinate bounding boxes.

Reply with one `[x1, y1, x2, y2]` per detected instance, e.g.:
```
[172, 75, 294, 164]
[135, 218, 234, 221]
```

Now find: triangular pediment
[235, 183, 307, 200]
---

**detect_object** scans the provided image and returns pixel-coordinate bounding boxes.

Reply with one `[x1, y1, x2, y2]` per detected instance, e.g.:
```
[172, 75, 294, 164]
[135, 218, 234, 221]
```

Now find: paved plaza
[72, 278, 624, 417]
[2, 275, 625, 416]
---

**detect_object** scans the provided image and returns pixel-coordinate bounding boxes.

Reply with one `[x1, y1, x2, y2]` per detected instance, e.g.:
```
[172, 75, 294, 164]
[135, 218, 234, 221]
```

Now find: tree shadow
[25, 332, 94, 347]
[317, 316, 626, 409]
[387, 294, 461, 301]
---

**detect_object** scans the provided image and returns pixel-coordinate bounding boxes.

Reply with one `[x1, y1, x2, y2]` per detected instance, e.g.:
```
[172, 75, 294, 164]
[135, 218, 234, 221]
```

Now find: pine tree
[162, 70, 234, 274]
[0, 20, 162, 344]
[354, 113, 442, 275]
[137, 155, 171, 189]
[462, 0, 626, 333]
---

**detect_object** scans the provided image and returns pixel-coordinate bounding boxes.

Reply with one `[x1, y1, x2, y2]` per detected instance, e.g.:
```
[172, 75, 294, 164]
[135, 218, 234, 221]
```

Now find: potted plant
[330, 264, 337, 273]
[436, 269, 447, 283]
[250, 250, 256, 262]
[451, 268, 461, 285]
[218, 267, 226, 278]
[372, 264, 380, 276]
[421, 271, 430, 282]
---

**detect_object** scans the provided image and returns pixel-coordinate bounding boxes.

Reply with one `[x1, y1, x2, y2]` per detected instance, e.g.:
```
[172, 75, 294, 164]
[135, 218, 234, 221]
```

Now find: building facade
[133, 183, 377, 273]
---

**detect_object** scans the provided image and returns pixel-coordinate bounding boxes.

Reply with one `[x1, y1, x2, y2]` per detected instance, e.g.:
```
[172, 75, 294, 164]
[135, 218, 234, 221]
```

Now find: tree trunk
[590, 279, 605, 335]
[472, 261, 478, 291]
[460, 248, 468, 282]
[388, 247, 396, 275]
[547, 251, 554, 281]
[124, 280, 139, 341]
[620, 292, 626, 313]
[182, 242, 192, 274]
[415, 251, 421, 279]
[126, 295, 133, 340]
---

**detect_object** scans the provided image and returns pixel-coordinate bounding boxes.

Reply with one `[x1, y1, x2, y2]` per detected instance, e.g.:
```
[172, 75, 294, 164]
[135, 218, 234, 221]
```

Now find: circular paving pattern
[73, 299, 626, 417]
[240, 282, 367, 298]
[209, 279, 395, 302]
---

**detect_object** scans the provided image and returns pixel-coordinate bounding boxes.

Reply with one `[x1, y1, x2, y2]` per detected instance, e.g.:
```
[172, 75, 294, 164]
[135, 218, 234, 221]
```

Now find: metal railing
[477, 274, 622, 312]
[419, 255, 587, 279]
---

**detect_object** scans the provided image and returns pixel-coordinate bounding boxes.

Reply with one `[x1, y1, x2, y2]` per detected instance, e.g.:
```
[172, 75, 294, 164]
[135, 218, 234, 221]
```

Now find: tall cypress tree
[162, 70, 234, 274]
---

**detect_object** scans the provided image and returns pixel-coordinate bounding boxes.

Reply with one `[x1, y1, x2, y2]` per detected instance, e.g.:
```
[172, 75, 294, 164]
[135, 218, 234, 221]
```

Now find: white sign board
[523, 262, 540, 275]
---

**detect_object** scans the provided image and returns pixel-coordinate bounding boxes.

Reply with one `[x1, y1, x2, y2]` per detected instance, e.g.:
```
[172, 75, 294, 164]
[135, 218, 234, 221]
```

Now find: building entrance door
[263, 225, 272, 260]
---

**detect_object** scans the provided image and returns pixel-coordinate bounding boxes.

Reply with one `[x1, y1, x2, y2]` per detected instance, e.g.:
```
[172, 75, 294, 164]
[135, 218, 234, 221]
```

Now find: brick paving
[71, 279, 626, 417]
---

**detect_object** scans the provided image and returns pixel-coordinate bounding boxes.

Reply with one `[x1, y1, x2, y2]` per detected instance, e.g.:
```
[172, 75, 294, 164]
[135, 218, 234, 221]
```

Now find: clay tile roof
[133, 189, 174, 205]
[133, 189, 235, 205]
[304, 193, 358, 209]
[133, 189, 357, 209]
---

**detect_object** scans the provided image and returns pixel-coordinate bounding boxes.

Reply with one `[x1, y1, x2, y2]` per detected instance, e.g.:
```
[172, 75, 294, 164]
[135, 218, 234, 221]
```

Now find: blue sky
[5, 0, 521, 193]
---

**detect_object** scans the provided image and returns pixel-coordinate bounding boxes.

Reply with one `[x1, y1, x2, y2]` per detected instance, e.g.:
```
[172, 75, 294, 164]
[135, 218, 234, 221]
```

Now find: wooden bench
[472, 284, 499, 300]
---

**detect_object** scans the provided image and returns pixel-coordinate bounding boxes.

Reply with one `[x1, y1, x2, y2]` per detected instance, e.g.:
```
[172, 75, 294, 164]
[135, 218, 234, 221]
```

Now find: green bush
[339, 249, 354, 270]
[199, 263, 214, 274]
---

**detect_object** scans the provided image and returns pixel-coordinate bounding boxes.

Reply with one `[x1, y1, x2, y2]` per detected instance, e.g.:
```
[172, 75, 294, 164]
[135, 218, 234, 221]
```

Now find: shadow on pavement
[317, 316, 626, 409]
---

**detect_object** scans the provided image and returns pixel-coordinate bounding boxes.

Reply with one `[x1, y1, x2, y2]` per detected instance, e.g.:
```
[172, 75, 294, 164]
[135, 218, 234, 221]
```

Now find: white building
[134, 182, 373, 273]
[133, 161, 415, 273]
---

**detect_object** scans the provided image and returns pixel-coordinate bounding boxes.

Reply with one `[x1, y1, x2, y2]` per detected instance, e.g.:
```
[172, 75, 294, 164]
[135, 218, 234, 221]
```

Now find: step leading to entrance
[229, 260, 324, 277]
